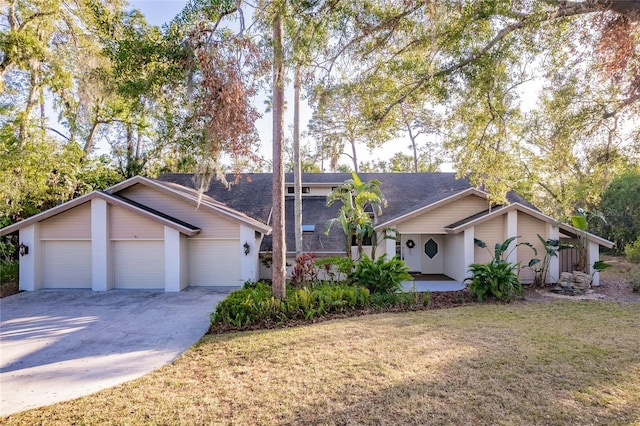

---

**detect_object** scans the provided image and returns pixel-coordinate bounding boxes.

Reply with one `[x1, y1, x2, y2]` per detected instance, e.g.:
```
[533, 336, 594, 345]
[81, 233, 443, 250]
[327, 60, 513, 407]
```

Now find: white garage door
[113, 241, 164, 289]
[43, 241, 92, 289]
[188, 239, 241, 286]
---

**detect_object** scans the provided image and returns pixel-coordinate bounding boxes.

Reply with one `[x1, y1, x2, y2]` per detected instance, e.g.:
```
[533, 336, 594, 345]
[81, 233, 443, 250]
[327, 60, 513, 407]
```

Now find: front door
[401, 234, 421, 273]
[421, 235, 444, 274]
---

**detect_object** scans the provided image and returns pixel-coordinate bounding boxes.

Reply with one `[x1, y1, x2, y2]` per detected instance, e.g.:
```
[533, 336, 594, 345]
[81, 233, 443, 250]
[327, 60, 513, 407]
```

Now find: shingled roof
[155, 172, 538, 253]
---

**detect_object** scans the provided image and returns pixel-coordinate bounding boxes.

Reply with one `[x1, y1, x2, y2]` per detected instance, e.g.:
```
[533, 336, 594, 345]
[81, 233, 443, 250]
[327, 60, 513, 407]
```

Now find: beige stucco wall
[443, 233, 466, 282]
[119, 184, 239, 238]
[474, 216, 506, 264]
[517, 212, 547, 283]
[109, 204, 164, 240]
[396, 195, 489, 234]
[39, 202, 91, 239]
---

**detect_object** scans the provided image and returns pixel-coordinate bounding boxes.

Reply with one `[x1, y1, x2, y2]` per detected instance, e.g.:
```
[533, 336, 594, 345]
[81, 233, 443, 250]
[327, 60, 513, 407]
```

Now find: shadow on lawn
[283, 303, 640, 425]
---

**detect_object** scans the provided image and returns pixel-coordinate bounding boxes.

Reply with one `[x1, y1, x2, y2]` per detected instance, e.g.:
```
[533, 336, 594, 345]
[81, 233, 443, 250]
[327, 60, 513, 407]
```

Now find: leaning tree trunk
[271, 7, 287, 299]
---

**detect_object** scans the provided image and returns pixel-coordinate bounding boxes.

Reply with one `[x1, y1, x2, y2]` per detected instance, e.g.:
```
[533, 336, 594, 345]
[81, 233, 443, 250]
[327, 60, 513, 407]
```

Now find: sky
[127, 0, 432, 171]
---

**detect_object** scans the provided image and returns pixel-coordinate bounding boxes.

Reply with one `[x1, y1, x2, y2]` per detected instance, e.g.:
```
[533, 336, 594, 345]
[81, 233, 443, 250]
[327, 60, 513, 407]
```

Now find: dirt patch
[1, 281, 19, 298]
[524, 280, 640, 303]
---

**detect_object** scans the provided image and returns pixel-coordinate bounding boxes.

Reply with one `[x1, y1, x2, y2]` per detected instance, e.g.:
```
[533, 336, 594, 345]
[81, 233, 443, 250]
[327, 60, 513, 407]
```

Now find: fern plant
[350, 254, 412, 294]
[465, 237, 530, 302]
[465, 261, 522, 302]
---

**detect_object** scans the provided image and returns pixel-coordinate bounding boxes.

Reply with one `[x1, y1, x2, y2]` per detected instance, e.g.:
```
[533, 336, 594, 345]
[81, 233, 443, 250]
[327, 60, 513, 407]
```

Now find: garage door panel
[188, 240, 240, 286]
[113, 241, 164, 289]
[43, 241, 91, 289]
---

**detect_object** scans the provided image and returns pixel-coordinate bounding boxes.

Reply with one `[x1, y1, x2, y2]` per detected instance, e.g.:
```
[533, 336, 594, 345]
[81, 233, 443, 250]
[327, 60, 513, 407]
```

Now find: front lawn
[3, 301, 639, 425]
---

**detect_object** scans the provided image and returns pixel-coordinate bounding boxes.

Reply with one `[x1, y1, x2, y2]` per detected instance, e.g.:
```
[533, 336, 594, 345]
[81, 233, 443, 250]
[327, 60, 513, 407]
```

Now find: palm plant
[326, 172, 387, 260]
[465, 237, 536, 302]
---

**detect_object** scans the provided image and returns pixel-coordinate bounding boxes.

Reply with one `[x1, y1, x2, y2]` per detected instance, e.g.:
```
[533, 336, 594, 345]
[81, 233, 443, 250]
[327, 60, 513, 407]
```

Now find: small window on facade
[287, 187, 311, 194]
[302, 224, 315, 233]
[351, 234, 373, 246]
[425, 238, 439, 259]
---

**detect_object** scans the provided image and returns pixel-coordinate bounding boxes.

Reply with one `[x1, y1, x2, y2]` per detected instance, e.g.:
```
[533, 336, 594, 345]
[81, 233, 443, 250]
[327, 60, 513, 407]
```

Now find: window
[351, 234, 373, 246]
[302, 224, 315, 233]
[287, 186, 310, 194]
[424, 238, 439, 259]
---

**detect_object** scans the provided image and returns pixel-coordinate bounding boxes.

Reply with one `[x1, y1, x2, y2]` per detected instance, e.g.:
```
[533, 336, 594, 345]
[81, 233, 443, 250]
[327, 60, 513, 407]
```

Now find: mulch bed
[0, 282, 19, 298]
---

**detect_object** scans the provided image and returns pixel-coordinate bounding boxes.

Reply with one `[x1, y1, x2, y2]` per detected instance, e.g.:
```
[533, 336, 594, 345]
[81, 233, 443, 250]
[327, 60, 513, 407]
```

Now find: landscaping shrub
[210, 281, 371, 327]
[465, 261, 523, 302]
[624, 238, 640, 264]
[210, 282, 286, 327]
[466, 237, 527, 302]
[369, 291, 429, 308]
[350, 254, 412, 294]
[630, 275, 640, 292]
[314, 256, 354, 283]
[290, 252, 319, 287]
[1, 260, 18, 284]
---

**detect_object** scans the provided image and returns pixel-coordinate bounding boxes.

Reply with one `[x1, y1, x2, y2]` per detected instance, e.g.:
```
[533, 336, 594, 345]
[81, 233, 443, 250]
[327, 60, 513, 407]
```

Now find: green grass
[3, 301, 640, 425]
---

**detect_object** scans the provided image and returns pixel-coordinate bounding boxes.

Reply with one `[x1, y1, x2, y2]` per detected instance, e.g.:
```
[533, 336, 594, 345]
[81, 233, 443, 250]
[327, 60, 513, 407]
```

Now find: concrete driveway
[0, 288, 232, 417]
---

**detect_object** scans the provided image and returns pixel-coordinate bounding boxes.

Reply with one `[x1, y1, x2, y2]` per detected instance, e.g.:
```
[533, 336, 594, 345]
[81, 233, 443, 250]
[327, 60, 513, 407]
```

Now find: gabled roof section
[375, 187, 488, 229]
[108, 193, 200, 232]
[108, 175, 271, 234]
[0, 191, 201, 237]
[444, 202, 614, 249]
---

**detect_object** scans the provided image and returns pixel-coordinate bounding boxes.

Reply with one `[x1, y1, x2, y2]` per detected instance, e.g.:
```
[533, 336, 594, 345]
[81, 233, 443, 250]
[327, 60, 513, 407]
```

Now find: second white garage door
[113, 240, 164, 289]
[188, 239, 241, 286]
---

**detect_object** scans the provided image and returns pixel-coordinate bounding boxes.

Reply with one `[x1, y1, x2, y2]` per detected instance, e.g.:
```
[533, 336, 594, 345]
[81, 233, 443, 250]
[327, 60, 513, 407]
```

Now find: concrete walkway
[402, 280, 466, 292]
[0, 288, 232, 417]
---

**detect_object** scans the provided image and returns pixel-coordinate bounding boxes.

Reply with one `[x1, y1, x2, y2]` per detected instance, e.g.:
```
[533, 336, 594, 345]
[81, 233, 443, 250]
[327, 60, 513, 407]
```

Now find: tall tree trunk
[293, 66, 303, 256]
[19, 69, 40, 144]
[406, 121, 419, 173]
[271, 7, 287, 299]
[40, 96, 46, 136]
[350, 138, 358, 173]
[84, 121, 101, 154]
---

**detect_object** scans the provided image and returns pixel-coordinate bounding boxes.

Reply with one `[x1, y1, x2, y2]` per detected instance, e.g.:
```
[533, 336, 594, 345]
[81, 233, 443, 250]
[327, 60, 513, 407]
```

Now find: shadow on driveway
[0, 288, 232, 417]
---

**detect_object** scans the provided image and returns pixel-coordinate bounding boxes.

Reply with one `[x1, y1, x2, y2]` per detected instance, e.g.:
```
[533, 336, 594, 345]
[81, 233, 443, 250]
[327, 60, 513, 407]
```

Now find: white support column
[164, 226, 186, 292]
[180, 234, 188, 289]
[19, 224, 42, 291]
[91, 198, 112, 291]
[240, 225, 257, 283]
[463, 227, 475, 279]
[546, 224, 560, 284]
[385, 230, 396, 259]
[588, 241, 601, 286]
[506, 210, 518, 264]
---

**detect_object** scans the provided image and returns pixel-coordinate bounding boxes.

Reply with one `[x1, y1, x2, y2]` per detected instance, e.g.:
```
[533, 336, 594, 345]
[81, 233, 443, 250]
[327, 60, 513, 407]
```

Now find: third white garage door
[113, 240, 164, 289]
[188, 239, 241, 286]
